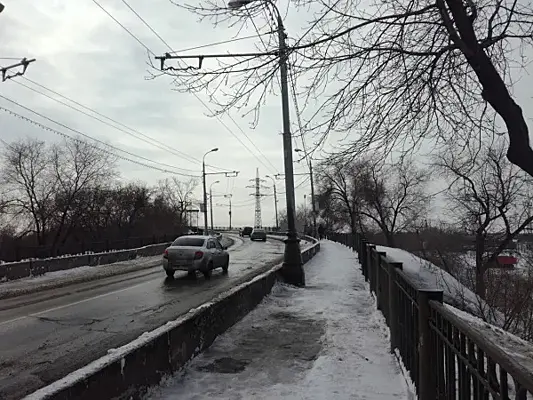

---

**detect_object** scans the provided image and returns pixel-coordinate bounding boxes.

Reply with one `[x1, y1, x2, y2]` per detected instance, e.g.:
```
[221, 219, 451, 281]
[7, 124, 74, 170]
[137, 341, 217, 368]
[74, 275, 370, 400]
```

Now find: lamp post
[209, 180, 220, 232]
[295, 148, 317, 238]
[265, 175, 279, 231]
[228, 0, 304, 286]
[202, 148, 219, 234]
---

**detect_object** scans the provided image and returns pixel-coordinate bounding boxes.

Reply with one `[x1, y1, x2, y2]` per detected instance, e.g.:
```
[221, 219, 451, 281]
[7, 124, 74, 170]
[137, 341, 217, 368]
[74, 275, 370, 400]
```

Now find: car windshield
[171, 237, 205, 247]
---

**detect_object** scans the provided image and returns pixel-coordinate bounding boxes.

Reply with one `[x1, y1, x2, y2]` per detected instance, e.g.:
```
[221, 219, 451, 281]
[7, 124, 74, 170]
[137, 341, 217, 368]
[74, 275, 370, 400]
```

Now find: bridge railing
[327, 232, 533, 400]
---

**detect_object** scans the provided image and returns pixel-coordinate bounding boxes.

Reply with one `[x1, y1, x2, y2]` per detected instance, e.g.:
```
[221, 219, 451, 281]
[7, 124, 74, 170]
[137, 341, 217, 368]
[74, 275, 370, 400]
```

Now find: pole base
[280, 236, 305, 287]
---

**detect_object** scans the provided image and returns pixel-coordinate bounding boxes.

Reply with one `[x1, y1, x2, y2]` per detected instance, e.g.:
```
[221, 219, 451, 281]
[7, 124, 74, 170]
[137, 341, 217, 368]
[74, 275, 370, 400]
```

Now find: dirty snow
[146, 241, 413, 400]
[0, 236, 235, 299]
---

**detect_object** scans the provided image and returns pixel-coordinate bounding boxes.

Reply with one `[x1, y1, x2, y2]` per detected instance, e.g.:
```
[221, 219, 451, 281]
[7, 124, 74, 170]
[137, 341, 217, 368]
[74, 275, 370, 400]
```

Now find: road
[0, 236, 285, 400]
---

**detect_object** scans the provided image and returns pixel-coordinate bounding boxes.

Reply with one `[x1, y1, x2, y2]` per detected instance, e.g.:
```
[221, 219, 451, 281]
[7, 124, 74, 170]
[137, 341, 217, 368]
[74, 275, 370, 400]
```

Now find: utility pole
[156, 0, 305, 286]
[1, 57, 36, 82]
[209, 181, 220, 232]
[265, 175, 279, 230]
[224, 194, 233, 229]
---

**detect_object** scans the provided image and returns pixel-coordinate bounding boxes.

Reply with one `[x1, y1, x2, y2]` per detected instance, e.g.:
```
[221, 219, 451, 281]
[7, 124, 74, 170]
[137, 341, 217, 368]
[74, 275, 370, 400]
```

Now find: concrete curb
[22, 241, 321, 400]
[0, 236, 235, 300]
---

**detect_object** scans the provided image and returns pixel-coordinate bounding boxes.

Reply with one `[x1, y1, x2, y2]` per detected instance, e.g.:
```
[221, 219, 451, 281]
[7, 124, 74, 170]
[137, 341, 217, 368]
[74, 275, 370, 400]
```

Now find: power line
[17, 77, 228, 171]
[117, 0, 279, 175]
[0, 94, 200, 176]
[167, 32, 275, 54]
[0, 106, 200, 177]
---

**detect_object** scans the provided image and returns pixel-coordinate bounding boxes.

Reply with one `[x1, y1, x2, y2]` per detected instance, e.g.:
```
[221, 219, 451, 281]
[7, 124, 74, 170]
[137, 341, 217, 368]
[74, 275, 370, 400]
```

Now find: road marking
[0, 280, 155, 327]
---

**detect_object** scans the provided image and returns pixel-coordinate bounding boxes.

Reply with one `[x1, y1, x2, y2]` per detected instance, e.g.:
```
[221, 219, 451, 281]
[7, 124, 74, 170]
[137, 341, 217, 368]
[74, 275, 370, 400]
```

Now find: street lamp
[209, 180, 220, 232]
[295, 148, 317, 238]
[265, 175, 279, 231]
[203, 148, 219, 234]
[228, 0, 304, 286]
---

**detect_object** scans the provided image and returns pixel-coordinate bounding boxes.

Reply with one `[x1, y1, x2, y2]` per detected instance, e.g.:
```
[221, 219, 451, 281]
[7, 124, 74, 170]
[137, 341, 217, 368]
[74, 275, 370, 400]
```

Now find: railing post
[418, 289, 444, 400]
[367, 244, 376, 292]
[375, 251, 386, 310]
[388, 261, 402, 354]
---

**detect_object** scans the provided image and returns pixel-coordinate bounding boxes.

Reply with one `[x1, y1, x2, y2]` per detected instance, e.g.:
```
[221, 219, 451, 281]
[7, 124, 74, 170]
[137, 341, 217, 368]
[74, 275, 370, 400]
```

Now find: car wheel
[203, 263, 213, 279]
[166, 270, 175, 279]
[222, 258, 229, 273]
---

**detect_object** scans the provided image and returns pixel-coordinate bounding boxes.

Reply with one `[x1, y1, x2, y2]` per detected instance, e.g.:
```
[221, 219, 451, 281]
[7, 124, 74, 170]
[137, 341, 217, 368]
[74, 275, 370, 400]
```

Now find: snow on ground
[377, 245, 491, 319]
[0, 235, 237, 300]
[146, 241, 413, 400]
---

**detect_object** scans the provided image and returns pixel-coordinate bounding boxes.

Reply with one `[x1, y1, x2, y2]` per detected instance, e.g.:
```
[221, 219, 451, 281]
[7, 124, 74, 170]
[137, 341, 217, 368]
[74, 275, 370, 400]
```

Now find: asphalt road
[0, 236, 285, 400]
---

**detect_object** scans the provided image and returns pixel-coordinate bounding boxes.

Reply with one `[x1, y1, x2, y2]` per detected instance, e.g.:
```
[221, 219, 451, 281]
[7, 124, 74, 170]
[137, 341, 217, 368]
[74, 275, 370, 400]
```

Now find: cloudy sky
[1, 0, 533, 229]
[0, 0, 329, 228]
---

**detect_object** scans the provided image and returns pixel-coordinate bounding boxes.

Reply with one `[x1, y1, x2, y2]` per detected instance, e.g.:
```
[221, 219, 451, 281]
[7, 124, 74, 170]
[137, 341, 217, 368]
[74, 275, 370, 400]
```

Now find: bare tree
[50, 139, 117, 250]
[1, 138, 57, 245]
[161, 0, 533, 177]
[434, 138, 533, 299]
[316, 156, 430, 245]
[157, 177, 199, 226]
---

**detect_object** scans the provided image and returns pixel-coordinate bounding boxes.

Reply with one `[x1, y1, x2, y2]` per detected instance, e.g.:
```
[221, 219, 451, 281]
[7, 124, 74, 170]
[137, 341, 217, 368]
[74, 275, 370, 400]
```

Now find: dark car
[250, 228, 267, 242]
[240, 226, 253, 237]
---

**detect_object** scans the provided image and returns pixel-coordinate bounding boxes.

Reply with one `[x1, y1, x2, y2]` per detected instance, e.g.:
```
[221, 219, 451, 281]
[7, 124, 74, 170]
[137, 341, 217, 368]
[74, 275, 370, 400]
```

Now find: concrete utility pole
[209, 181, 220, 232]
[224, 194, 233, 229]
[202, 148, 218, 234]
[156, 0, 305, 286]
[265, 175, 279, 230]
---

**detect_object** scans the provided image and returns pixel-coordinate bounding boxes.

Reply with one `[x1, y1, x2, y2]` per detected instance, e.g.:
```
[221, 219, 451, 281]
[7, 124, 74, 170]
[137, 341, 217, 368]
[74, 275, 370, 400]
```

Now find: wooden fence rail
[327, 231, 533, 400]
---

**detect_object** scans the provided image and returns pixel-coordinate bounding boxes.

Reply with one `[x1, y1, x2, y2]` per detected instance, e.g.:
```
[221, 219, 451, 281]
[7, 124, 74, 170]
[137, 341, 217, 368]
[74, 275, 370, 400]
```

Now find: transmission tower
[246, 168, 269, 228]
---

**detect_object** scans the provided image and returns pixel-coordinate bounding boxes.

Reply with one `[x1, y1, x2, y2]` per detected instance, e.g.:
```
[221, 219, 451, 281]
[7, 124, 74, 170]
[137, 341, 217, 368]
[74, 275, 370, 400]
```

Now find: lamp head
[211, 147, 219, 152]
[0, 3, 5, 13]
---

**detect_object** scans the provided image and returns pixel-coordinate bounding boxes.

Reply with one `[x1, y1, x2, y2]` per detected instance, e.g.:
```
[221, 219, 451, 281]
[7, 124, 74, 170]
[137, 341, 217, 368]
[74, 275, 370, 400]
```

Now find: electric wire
[12, 78, 201, 173]
[0, 94, 200, 176]
[116, 0, 279, 174]
[0, 106, 200, 177]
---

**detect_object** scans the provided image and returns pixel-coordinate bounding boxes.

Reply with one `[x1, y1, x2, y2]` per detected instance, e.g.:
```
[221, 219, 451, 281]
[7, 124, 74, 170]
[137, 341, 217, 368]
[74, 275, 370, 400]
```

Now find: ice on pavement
[147, 241, 413, 400]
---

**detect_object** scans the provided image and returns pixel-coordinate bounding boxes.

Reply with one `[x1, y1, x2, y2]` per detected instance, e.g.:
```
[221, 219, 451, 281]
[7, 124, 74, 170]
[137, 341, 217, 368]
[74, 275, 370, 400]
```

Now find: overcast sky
[1, 0, 533, 229]
[0, 0, 330, 228]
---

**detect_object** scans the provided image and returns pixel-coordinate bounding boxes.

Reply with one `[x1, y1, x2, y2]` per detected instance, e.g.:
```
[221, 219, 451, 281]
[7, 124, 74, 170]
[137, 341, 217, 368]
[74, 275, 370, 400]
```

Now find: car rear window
[171, 237, 205, 247]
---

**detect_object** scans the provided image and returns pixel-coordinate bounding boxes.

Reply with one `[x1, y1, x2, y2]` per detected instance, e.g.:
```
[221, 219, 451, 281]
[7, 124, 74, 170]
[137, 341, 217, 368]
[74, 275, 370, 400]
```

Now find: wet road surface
[0, 236, 284, 400]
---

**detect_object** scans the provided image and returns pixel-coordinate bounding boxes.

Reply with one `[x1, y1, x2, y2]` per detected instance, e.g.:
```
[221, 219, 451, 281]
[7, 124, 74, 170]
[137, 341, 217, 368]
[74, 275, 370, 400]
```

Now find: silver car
[163, 235, 230, 279]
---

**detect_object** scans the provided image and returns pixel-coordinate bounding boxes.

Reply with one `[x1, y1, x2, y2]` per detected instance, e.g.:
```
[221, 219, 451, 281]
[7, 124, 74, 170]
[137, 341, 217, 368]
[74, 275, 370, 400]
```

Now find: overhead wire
[0, 106, 200, 177]
[0, 94, 200, 176]
[12, 78, 203, 173]
[115, 0, 279, 175]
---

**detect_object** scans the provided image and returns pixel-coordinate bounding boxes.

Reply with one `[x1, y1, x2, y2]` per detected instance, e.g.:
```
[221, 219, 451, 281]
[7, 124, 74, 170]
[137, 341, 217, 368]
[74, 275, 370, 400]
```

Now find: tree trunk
[475, 231, 487, 299]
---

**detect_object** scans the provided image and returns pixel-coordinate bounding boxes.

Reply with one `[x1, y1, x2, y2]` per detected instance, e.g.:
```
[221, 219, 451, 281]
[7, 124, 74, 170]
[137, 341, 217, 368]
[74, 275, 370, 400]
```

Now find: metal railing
[327, 231, 533, 400]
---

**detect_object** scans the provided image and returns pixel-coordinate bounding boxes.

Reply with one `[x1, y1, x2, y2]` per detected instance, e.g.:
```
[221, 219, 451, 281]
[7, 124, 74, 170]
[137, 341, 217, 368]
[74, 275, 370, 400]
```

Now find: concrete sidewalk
[147, 241, 413, 400]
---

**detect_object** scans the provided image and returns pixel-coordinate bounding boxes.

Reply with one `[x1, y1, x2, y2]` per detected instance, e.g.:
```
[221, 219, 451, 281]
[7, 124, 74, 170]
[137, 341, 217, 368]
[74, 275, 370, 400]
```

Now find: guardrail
[327, 231, 533, 400]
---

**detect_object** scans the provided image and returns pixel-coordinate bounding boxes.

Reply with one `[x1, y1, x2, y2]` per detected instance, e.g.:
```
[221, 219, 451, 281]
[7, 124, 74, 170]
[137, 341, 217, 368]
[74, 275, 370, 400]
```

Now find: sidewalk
[147, 241, 413, 400]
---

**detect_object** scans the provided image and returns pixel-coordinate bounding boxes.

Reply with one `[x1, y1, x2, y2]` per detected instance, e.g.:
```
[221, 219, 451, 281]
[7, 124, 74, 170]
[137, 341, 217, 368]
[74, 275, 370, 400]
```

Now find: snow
[376, 245, 488, 319]
[446, 304, 533, 372]
[146, 241, 414, 400]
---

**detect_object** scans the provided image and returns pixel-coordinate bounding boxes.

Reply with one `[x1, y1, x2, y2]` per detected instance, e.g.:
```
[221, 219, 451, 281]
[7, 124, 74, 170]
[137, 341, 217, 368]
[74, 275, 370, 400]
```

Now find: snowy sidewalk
[146, 241, 413, 400]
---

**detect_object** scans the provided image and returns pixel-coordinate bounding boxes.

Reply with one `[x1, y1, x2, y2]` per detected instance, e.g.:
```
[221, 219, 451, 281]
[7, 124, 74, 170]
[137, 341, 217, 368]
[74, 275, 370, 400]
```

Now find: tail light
[163, 249, 168, 259]
[194, 251, 204, 260]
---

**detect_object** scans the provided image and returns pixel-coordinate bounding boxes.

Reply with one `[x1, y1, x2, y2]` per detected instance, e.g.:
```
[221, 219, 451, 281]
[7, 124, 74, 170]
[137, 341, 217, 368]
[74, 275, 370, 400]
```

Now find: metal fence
[327, 231, 533, 400]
